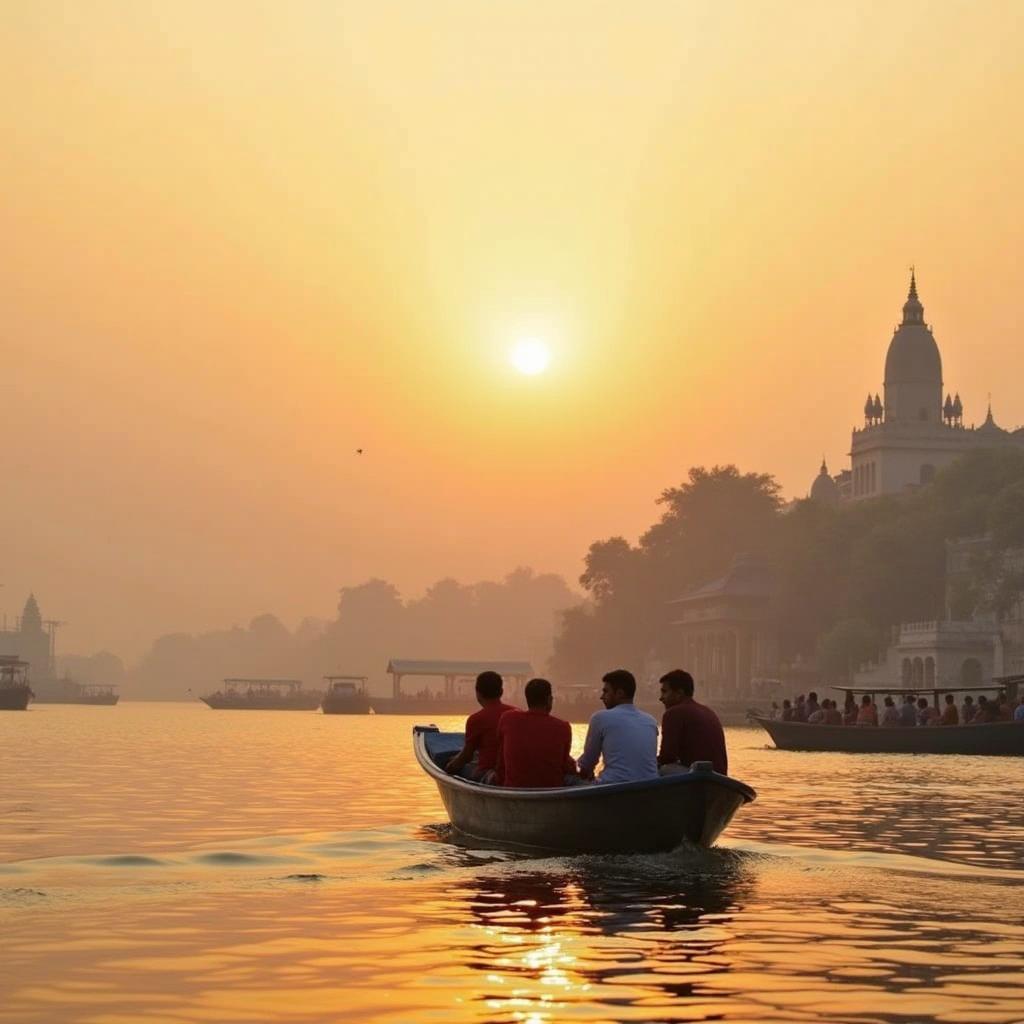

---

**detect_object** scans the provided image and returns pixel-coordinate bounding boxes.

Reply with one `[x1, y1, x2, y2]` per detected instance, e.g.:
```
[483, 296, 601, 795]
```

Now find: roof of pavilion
[386, 659, 533, 677]
[669, 555, 775, 605]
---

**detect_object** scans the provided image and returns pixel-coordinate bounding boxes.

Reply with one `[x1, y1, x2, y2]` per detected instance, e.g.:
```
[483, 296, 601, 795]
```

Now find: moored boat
[200, 678, 323, 710]
[321, 676, 371, 715]
[0, 656, 33, 711]
[752, 684, 1024, 756]
[31, 679, 119, 705]
[414, 724, 756, 854]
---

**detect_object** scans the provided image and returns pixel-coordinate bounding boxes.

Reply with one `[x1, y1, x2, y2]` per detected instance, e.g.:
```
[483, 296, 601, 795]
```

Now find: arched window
[924, 657, 935, 687]
[912, 657, 924, 686]
[961, 658, 983, 686]
[901, 658, 912, 686]
[920, 464, 935, 485]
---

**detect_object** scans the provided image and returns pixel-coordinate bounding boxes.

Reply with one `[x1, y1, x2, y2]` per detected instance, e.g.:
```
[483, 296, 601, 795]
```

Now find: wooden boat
[0, 657, 33, 711]
[200, 678, 323, 710]
[752, 684, 1024, 756]
[32, 679, 119, 705]
[413, 724, 756, 854]
[320, 676, 371, 715]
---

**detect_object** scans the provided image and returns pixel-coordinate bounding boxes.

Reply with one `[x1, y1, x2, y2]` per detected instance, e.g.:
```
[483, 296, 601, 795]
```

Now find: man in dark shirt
[445, 671, 515, 782]
[495, 678, 576, 787]
[657, 668, 728, 775]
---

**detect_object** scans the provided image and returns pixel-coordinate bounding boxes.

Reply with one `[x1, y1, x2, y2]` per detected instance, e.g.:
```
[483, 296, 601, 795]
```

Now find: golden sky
[3, 1, 1023, 657]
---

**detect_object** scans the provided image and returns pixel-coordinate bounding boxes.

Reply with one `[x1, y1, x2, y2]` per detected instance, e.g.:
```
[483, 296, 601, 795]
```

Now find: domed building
[809, 458, 839, 505]
[812, 272, 1024, 501]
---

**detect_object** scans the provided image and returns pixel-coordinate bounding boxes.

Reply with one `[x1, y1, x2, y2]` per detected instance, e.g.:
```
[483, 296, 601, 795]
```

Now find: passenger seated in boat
[856, 694, 878, 726]
[657, 669, 727, 775]
[995, 693, 1013, 721]
[843, 695, 858, 726]
[807, 703, 825, 724]
[493, 678, 577, 788]
[972, 695, 994, 724]
[445, 671, 515, 782]
[940, 693, 960, 725]
[780, 699, 794, 721]
[899, 693, 918, 727]
[1014, 697, 1024, 722]
[961, 695, 976, 723]
[805, 691, 820, 719]
[793, 695, 807, 722]
[769, 701, 780, 719]
[577, 669, 658, 785]
[916, 697, 939, 726]
[880, 696, 900, 727]
[823, 699, 843, 725]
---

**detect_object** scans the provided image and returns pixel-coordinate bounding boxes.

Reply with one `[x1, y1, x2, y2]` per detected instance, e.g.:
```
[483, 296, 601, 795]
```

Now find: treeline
[550, 449, 1024, 684]
[117, 567, 578, 699]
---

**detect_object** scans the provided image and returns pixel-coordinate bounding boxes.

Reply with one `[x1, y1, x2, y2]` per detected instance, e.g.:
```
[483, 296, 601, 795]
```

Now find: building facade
[811, 272, 1024, 503]
[0, 594, 54, 680]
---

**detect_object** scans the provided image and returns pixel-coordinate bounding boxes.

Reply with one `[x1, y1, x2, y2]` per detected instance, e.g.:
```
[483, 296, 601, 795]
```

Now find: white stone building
[810, 272, 1024, 503]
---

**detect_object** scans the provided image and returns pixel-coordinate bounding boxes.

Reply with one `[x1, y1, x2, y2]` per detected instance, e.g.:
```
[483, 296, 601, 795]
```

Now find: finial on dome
[820, 456, 828, 474]
[901, 266, 924, 325]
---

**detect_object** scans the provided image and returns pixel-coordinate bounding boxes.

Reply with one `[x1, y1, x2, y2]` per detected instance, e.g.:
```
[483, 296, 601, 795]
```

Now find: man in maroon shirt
[657, 669, 728, 775]
[494, 678, 576, 787]
[445, 671, 516, 782]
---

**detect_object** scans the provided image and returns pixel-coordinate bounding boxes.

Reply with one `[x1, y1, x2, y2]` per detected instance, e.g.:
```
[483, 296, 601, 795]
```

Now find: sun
[509, 337, 551, 376]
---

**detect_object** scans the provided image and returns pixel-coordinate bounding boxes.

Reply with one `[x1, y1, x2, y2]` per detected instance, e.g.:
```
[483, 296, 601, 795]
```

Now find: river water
[1, 702, 1022, 1023]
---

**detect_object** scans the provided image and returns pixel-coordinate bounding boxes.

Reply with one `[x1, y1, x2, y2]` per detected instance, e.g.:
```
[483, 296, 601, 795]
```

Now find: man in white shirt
[577, 669, 659, 784]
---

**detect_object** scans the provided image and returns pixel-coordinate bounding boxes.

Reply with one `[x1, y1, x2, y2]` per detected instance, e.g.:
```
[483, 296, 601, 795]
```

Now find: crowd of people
[444, 668, 727, 788]
[768, 690, 1024, 726]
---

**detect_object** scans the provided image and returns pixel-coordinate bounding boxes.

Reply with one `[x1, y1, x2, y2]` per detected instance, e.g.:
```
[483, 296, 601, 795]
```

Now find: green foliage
[550, 449, 1024, 681]
[816, 618, 881, 682]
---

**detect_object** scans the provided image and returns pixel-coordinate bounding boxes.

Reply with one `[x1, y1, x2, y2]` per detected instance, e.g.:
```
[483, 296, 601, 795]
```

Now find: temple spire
[901, 266, 924, 325]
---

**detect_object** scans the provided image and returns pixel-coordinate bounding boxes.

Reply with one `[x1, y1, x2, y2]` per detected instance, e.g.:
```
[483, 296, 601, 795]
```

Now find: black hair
[601, 668, 636, 699]
[475, 671, 503, 700]
[524, 677, 552, 708]
[659, 669, 694, 697]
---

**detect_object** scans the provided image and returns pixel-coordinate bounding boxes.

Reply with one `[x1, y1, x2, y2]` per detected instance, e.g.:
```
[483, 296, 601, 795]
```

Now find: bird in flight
[356, 448, 364, 455]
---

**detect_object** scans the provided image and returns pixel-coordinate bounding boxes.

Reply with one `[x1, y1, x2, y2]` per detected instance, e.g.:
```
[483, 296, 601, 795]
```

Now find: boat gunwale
[413, 724, 756, 803]
[750, 715, 1022, 735]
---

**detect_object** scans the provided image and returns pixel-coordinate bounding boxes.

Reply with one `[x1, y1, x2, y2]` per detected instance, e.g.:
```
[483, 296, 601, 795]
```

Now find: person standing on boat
[493, 678, 577, 787]
[940, 693, 960, 725]
[899, 693, 918, 727]
[445, 671, 515, 782]
[577, 669, 658, 784]
[657, 669, 728, 775]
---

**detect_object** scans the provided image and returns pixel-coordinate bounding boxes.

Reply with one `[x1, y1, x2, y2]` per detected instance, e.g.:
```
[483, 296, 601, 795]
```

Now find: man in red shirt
[445, 671, 516, 782]
[657, 669, 728, 776]
[495, 678, 576, 787]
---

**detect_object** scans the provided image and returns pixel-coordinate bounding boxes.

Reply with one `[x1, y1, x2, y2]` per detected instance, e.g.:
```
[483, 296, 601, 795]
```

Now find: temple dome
[883, 271, 943, 423]
[810, 459, 839, 505]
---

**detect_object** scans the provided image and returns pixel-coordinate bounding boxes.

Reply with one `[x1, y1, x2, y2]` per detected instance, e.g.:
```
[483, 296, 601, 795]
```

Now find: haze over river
[1, 703, 1022, 1023]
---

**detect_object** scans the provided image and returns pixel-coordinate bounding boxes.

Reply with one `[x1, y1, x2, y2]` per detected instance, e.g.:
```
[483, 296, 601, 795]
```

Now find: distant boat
[0, 656, 33, 711]
[413, 725, 756, 854]
[200, 678, 323, 711]
[320, 675, 372, 715]
[751, 682, 1024, 756]
[31, 679, 119, 705]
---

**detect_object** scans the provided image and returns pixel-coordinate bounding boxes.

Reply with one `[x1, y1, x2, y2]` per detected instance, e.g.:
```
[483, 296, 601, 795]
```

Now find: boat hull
[0, 685, 33, 711]
[752, 716, 1024, 755]
[321, 695, 372, 715]
[414, 725, 755, 854]
[200, 694, 322, 710]
[32, 694, 119, 705]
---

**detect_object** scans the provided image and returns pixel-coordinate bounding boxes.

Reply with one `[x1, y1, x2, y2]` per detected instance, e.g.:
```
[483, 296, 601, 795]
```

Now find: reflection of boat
[0, 656, 33, 711]
[200, 678, 323, 710]
[31, 678, 119, 705]
[752, 683, 1024, 756]
[320, 676, 371, 715]
[414, 725, 756, 853]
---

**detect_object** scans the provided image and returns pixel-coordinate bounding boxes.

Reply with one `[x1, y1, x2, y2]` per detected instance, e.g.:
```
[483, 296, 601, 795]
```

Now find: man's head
[945, 693, 955, 705]
[659, 669, 694, 708]
[524, 677, 553, 712]
[808, 691, 818, 703]
[905, 694, 916, 704]
[475, 671, 503, 705]
[917, 698, 928, 709]
[884, 696, 894, 707]
[600, 669, 636, 709]
[964, 696, 975, 706]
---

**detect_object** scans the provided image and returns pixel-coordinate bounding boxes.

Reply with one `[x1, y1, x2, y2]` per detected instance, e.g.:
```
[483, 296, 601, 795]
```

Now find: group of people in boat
[769, 690, 1024, 727]
[444, 667, 726, 787]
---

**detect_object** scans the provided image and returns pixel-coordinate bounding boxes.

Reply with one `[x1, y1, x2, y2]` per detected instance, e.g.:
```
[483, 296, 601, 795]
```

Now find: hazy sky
[3, 1, 1023, 658]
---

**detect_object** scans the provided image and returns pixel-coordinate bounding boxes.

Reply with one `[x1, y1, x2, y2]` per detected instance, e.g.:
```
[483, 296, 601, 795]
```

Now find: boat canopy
[223, 678, 304, 690]
[832, 684, 1009, 695]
